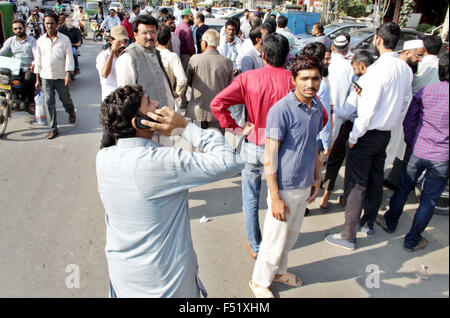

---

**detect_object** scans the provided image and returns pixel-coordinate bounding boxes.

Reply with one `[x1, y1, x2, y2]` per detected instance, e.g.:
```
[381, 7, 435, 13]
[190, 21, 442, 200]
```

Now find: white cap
[403, 39, 424, 51]
[333, 35, 349, 48]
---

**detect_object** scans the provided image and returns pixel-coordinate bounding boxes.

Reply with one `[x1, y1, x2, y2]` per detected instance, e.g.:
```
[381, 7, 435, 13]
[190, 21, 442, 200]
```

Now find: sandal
[249, 280, 274, 298]
[273, 272, 302, 287]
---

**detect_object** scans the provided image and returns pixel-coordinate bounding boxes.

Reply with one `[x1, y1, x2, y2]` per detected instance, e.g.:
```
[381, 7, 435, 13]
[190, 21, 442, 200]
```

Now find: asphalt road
[0, 37, 448, 298]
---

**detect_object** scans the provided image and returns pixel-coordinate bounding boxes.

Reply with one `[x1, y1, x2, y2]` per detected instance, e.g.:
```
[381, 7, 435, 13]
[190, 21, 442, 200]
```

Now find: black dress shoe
[304, 208, 310, 216]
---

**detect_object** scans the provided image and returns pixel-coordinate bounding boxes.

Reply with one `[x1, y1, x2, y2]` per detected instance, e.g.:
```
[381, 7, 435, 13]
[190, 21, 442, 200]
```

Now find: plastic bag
[34, 89, 46, 125]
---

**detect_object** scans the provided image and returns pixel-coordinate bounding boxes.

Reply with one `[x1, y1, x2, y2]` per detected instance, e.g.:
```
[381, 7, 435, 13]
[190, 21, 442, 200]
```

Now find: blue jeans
[384, 153, 449, 249]
[240, 141, 265, 254]
[72, 47, 79, 71]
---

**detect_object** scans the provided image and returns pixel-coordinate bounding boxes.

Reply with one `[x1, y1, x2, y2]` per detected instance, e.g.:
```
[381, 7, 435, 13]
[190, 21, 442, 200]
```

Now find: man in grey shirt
[0, 19, 36, 110]
[311, 22, 332, 50]
[239, 26, 264, 73]
[97, 85, 244, 297]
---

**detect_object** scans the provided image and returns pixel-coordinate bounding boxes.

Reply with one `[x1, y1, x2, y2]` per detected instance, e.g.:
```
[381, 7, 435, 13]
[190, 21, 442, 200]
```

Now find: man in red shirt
[121, 11, 134, 43]
[211, 33, 328, 259]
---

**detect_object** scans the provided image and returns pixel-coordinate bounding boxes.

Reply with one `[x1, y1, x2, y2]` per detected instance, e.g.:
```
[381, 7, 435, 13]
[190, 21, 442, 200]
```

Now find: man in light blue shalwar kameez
[96, 85, 244, 297]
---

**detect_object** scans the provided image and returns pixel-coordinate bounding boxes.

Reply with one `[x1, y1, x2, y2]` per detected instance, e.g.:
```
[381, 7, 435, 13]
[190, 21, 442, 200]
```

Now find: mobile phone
[135, 114, 159, 129]
[352, 79, 362, 91]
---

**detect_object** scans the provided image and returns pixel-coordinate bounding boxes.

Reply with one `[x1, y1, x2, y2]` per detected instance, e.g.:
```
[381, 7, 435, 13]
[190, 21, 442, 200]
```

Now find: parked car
[295, 23, 367, 50]
[204, 18, 226, 33]
[349, 27, 424, 53]
[223, 9, 245, 20]
[109, 1, 123, 12]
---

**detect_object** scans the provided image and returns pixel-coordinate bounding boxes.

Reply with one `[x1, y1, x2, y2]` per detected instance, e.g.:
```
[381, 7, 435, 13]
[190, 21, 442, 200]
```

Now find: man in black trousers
[325, 22, 413, 250]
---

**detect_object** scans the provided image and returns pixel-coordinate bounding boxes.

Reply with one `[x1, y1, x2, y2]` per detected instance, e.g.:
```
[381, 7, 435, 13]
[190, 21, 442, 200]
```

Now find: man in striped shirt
[376, 52, 449, 252]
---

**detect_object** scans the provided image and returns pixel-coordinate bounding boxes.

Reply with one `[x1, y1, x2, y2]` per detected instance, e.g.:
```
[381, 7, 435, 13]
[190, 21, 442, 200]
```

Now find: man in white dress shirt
[327, 34, 355, 145]
[325, 22, 413, 250]
[156, 24, 187, 111]
[96, 25, 129, 149]
[101, 9, 121, 32]
[383, 40, 423, 188]
[34, 11, 76, 140]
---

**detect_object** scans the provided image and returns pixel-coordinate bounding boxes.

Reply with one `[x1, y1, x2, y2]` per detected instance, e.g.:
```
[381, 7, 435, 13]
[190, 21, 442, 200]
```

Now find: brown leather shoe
[245, 240, 258, 260]
[46, 130, 59, 139]
[69, 110, 76, 123]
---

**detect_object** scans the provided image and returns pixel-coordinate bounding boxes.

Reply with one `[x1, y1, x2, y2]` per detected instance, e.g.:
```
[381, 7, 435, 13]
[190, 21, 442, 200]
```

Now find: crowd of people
[1, 2, 448, 299]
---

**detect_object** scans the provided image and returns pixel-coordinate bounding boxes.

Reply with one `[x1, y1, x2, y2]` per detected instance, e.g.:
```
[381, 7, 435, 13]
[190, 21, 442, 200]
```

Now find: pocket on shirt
[53, 47, 66, 59]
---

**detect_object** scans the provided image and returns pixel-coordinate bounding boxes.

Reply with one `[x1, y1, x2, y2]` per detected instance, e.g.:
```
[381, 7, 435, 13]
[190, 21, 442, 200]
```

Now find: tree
[398, 0, 415, 27]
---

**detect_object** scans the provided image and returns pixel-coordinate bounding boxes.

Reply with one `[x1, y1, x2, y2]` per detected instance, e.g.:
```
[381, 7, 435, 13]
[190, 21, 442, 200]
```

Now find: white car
[109, 2, 123, 12]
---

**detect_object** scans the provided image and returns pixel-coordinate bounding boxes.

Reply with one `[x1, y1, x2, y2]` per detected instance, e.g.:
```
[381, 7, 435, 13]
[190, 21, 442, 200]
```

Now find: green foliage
[416, 23, 434, 34]
[337, 0, 367, 18]
[399, 0, 416, 28]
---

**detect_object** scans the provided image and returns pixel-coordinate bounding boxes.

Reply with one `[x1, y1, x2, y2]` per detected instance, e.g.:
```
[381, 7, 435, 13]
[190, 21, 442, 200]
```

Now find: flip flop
[272, 272, 302, 287]
[249, 280, 274, 298]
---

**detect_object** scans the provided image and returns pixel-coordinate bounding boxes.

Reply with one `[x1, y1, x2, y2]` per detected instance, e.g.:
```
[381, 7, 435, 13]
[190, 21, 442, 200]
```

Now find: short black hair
[206, 7, 212, 13]
[157, 24, 171, 46]
[225, 18, 238, 30]
[162, 14, 175, 23]
[160, 8, 169, 14]
[249, 26, 262, 45]
[438, 51, 449, 82]
[197, 13, 205, 23]
[44, 11, 58, 23]
[262, 33, 289, 67]
[376, 22, 400, 50]
[243, 9, 249, 13]
[264, 19, 276, 33]
[100, 85, 145, 141]
[303, 42, 327, 61]
[277, 15, 288, 28]
[313, 22, 324, 34]
[423, 35, 442, 55]
[132, 4, 140, 11]
[133, 14, 158, 33]
[11, 19, 26, 28]
[291, 54, 323, 79]
[351, 50, 374, 68]
[261, 21, 275, 34]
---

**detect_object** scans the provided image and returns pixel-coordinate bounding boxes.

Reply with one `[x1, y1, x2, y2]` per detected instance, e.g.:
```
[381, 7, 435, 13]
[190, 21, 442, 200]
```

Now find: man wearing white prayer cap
[399, 39, 426, 69]
[383, 39, 424, 190]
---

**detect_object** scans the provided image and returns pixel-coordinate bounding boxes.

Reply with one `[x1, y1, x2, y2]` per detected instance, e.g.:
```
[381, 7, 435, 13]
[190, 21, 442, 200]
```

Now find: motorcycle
[102, 30, 111, 50]
[27, 21, 41, 40]
[90, 20, 103, 42]
[0, 64, 30, 137]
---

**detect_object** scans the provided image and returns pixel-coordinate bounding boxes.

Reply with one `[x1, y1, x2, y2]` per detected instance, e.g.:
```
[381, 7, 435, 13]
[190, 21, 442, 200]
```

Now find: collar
[331, 52, 346, 60]
[379, 51, 399, 59]
[116, 137, 160, 148]
[135, 42, 156, 55]
[203, 48, 220, 55]
[45, 32, 60, 39]
[288, 90, 320, 110]
[251, 45, 262, 57]
[225, 36, 240, 46]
